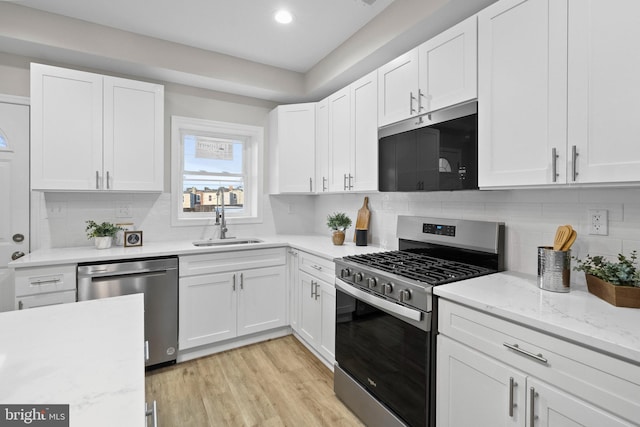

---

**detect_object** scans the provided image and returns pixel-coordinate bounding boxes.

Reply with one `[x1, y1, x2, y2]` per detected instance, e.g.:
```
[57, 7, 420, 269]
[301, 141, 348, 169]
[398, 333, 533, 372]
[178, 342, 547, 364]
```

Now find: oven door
[335, 279, 433, 427]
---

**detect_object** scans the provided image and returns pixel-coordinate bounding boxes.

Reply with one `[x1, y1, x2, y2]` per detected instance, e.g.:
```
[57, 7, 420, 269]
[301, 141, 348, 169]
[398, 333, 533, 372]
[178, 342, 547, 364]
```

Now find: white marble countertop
[434, 271, 640, 365]
[0, 294, 145, 426]
[8, 234, 385, 268]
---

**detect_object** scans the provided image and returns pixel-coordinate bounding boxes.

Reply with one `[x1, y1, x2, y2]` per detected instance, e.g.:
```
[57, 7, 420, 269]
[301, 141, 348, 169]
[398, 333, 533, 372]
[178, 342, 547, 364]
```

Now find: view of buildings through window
[181, 134, 245, 214]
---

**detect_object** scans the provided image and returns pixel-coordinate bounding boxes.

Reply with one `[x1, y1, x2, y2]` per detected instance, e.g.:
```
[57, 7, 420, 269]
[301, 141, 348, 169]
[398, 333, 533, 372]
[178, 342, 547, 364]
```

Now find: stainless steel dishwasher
[77, 256, 178, 368]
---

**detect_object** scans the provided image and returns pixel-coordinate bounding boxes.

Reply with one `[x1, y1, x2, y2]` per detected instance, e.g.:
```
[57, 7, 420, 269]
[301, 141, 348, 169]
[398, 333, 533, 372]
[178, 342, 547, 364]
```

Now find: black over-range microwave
[378, 102, 478, 192]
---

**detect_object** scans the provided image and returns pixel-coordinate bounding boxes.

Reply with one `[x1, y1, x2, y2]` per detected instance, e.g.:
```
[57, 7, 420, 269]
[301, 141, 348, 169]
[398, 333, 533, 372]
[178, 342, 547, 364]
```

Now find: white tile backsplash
[33, 186, 640, 284]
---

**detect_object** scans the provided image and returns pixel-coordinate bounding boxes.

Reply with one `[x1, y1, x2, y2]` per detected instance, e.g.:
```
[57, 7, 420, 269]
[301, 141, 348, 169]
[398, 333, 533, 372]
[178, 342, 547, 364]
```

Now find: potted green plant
[573, 251, 640, 308]
[326, 212, 352, 245]
[85, 220, 122, 249]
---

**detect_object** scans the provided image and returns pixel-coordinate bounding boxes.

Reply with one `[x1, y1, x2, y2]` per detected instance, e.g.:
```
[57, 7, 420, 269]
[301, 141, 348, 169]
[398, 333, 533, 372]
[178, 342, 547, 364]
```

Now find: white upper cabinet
[378, 16, 477, 127]
[269, 103, 316, 194]
[328, 70, 378, 193]
[478, 0, 567, 188]
[315, 98, 330, 192]
[418, 15, 478, 115]
[567, 0, 640, 184]
[479, 0, 640, 188]
[31, 63, 164, 191]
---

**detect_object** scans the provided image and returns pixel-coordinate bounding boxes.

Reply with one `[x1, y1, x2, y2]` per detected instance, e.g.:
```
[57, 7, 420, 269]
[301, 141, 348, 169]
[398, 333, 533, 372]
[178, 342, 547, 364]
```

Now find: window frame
[171, 115, 263, 227]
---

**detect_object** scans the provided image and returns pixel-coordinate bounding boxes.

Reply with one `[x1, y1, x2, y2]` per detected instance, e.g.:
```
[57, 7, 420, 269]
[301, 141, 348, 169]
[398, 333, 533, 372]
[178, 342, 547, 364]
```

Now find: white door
[237, 265, 287, 336]
[351, 70, 378, 192]
[0, 99, 30, 312]
[328, 87, 351, 192]
[299, 271, 321, 345]
[378, 49, 420, 127]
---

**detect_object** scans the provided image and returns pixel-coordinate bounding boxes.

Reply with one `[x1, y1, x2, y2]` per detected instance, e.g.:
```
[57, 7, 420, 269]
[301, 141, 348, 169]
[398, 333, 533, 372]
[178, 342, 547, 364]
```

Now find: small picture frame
[124, 230, 143, 247]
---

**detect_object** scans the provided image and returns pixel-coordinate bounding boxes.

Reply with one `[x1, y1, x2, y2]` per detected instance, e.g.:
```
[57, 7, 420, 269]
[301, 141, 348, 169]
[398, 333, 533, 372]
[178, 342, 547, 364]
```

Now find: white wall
[307, 188, 640, 285]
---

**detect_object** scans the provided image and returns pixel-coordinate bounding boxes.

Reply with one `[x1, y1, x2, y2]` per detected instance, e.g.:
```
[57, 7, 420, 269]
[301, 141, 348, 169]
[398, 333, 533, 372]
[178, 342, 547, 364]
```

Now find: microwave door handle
[335, 278, 422, 322]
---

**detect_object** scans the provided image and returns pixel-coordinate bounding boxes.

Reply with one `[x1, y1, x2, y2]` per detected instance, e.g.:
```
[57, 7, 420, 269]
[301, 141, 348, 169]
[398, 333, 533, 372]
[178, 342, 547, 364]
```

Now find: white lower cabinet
[14, 264, 77, 310]
[437, 300, 640, 426]
[294, 250, 336, 368]
[178, 249, 287, 352]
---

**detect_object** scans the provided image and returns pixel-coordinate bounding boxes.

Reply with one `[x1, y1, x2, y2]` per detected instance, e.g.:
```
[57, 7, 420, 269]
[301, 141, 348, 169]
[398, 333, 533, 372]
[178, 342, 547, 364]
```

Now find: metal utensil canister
[537, 246, 571, 292]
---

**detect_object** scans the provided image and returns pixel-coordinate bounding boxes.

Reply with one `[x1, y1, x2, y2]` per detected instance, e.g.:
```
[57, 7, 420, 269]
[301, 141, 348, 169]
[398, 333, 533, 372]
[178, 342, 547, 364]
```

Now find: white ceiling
[16, 0, 395, 73]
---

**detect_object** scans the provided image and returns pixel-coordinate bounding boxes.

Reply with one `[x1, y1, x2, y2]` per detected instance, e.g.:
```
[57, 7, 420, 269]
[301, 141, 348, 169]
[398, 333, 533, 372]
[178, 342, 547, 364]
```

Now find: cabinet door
[418, 15, 477, 114]
[567, 0, 640, 184]
[237, 266, 287, 336]
[287, 250, 300, 333]
[529, 378, 633, 427]
[270, 103, 316, 193]
[350, 70, 378, 192]
[16, 290, 77, 310]
[315, 98, 330, 192]
[298, 271, 321, 345]
[437, 335, 526, 427]
[104, 77, 164, 191]
[318, 279, 336, 364]
[328, 87, 351, 192]
[378, 49, 420, 127]
[478, 0, 567, 187]
[179, 272, 236, 349]
[31, 63, 103, 190]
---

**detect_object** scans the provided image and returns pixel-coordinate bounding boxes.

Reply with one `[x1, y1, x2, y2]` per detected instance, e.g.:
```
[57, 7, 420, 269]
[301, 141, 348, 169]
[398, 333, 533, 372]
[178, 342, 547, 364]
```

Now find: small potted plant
[86, 220, 122, 249]
[573, 251, 640, 308]
[326, 212, 352, 246]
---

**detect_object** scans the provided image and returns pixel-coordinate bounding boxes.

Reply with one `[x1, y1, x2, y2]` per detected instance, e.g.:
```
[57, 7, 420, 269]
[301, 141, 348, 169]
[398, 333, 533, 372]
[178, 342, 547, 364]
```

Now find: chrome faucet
[216, 187, 228, 239]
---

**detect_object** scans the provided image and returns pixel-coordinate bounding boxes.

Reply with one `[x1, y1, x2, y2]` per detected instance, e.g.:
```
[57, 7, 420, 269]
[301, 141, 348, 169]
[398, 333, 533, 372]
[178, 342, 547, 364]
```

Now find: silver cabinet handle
[343, 174, 348, 191]
[348, 174, 353, 190]
[310, 280, 316, 298]
[571, 145, 578, 181]
[409, 91, 416, 115]
[529, 387, 537, 426]
[322, 176, 327, 192]
[232, 273, 236, 291]
[418, 89, 425, 112]
[310, 264, 322, 271]
[240, 272, 244, 290]
[106, 171, 110, 189]
[145, 400, 158, 427]
[18, 300, 24, 310]
[503, 342, 548, 364]
[144, 340, 150, 361]
[551, 147, 559, 182]
[309, 177, 312, 192]
[508, 377, 515, 417]
[96, 170, 100, 189]
[30, 278, 61, 286]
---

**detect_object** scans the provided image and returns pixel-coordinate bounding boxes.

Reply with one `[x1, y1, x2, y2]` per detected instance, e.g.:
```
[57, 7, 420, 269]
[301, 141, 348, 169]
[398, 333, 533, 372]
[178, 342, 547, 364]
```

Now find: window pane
[0, 129, 7, 149]
[182, 134, 245, 213]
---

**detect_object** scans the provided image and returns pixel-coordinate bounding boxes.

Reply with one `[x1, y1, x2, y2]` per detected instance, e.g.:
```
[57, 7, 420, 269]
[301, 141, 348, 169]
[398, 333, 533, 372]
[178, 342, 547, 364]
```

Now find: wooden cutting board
[353, 196, 370, 241]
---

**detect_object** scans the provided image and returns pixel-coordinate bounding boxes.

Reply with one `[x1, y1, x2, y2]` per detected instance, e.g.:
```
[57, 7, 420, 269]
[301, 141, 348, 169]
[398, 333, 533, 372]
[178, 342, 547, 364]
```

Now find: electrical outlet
[588, 209, 608, 235]
[116, 203, 133, 218]
[47, 202, 67, 218]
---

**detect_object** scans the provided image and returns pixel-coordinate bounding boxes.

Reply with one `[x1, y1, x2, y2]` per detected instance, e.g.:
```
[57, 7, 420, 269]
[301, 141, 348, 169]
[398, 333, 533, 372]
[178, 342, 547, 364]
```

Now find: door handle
[11, 251, 25, 261]
[12, 233, 24, 243]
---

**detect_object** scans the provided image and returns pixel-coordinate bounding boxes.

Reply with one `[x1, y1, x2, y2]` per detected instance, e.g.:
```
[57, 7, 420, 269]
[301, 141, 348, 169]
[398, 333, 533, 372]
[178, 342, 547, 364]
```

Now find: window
[171, 116, 263, 226]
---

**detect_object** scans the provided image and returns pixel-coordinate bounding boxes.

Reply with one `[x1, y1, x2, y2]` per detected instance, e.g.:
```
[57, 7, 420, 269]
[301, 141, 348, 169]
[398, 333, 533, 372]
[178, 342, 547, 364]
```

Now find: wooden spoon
[561, 229, 577, 251]
[553, 225, 571, 251]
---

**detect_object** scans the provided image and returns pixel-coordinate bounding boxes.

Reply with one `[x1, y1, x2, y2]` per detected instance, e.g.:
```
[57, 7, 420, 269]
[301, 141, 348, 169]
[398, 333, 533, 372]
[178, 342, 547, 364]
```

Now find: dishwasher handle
[78, 267, 171, 279]
[77, 258, 178, 279]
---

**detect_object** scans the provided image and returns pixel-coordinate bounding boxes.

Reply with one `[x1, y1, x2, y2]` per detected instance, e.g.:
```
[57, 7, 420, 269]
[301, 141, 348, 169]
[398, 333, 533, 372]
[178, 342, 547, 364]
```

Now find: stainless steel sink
[192, 238, 263, 247]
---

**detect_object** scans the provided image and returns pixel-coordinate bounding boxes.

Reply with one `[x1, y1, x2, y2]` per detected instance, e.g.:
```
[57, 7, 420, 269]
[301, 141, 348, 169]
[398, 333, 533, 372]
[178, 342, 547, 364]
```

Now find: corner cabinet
[378, 16, 477, 127]
[269, 103, 316, 194]
[478, 0, 640, 188]
[436, 299, 640, 426]
[30, 63, 164, 192]
[178, 248, 287, 353]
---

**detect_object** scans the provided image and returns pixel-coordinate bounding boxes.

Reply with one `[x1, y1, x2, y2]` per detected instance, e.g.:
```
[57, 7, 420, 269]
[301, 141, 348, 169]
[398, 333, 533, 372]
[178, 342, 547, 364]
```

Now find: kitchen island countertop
[434, 271, 640, 364]
[0, 293, 146, 426]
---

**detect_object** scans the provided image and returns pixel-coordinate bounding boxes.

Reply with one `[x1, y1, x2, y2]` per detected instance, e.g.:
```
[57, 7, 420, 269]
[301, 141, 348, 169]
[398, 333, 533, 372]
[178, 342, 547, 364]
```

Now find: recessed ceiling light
[274, 10, 293, 24]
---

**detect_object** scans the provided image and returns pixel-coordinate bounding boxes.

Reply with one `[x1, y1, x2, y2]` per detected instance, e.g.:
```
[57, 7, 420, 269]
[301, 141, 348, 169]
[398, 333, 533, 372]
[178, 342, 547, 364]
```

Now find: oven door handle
[335, 278, 423, 322]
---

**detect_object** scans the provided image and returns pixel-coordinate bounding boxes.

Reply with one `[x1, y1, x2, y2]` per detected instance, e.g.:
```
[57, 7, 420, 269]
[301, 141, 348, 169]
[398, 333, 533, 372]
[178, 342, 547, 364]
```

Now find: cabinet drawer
[298, 251, 334, 283]
[438, 299, 640, 424]
[179, 248, 286, 277]
[15, 264, 77, 296]
[16, 290, 76, 310]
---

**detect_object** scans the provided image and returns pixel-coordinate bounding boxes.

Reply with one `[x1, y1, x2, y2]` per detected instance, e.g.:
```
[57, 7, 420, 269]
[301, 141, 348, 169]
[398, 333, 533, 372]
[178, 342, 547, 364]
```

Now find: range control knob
[354, 272, 364, 283]
[340, 268, 351, 278]
[399, 289, 412, 302]
[366, 277, 378, 289]
[382, 283, 394, 295]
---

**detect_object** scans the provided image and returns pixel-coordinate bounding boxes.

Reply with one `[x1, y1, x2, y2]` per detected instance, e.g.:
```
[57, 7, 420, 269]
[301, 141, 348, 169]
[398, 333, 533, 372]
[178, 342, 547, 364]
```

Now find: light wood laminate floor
[145, 335, 365, 426]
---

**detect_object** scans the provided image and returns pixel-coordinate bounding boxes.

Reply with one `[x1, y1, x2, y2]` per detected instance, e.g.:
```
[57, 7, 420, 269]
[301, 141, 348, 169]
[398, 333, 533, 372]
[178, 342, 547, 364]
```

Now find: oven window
[336, 290, 429, 427]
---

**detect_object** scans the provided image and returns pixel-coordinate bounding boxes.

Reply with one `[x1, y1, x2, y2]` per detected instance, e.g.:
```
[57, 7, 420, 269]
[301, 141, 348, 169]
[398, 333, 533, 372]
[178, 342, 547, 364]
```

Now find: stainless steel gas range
[334, 215, 505, 427]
